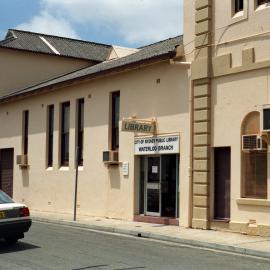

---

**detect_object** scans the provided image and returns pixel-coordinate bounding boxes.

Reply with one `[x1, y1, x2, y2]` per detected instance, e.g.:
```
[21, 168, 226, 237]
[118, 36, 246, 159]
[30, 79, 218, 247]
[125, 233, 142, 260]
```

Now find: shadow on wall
[108, 166, 120, 189]
[22, 169, 29, 187]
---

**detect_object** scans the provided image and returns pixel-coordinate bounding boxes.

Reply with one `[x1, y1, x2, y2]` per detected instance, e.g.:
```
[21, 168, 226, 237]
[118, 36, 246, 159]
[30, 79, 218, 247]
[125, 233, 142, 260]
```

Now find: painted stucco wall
[211, 1, 270, 229]
[0, 61, 191, 226]
[213, 0, 270, 66]
[184, 0, 270, 64]
[0, 47, 91, 95]
[212, 68, 270, 226]
[184, 0, 270, 233]
[183, 0, 195, 62]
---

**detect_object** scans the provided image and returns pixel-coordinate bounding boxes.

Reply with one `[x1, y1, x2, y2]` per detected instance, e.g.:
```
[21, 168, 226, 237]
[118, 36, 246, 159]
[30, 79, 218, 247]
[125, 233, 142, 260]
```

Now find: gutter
[170, 59, 191, 66]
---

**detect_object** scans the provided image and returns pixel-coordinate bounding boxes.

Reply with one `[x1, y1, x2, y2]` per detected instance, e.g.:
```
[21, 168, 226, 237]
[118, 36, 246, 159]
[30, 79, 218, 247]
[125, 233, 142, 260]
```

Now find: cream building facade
[1, 0, 270, 236]
[185, 0, 270, 235]
[0, 33, 192, 227]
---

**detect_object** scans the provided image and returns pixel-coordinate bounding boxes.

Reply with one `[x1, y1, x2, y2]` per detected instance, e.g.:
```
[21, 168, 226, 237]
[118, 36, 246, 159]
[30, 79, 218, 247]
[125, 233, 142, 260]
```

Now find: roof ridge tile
[8, 29, 112, 48]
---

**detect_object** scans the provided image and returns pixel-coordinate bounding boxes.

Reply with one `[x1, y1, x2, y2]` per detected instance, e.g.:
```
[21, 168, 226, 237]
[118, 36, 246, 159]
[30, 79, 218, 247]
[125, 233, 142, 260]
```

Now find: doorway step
[134, 215, 179, 226]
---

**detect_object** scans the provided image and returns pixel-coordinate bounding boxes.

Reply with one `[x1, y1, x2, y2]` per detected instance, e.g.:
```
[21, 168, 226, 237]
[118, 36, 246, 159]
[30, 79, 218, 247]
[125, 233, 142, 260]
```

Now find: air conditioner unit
[16, 155, 28, 166]
[261, 104, 270, 132]
[242, 134, 267, 151]
[102, 151, 119, 164]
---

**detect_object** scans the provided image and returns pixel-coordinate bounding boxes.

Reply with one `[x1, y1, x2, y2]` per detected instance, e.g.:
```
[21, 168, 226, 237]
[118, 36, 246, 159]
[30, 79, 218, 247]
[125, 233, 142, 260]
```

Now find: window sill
[230, 10, 248, 26]
[255, 3, 270, 12]
[237, 198, 270, 206]
[46, 167, 53, 171]
[233, 10, 244, 18]
[78, 166, 84, 171]
[59, 166, 69, 171]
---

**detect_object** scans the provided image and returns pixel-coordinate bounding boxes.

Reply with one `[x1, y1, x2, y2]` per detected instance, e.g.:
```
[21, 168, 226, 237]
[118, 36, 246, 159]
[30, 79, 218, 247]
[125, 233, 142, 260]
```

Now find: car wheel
[5, 237, 19, 245]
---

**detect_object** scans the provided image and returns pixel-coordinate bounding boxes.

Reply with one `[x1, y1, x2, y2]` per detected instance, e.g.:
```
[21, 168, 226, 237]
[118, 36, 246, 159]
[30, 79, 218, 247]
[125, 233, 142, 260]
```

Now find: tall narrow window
[61, 102, 70, 166]
[235, 0, 244, 13]
[76, 98, 84, 166]
[22, 110, 29, 155]
[47, 105, 54, 167]
[241, 112, 267, 199]
[111, 91, 120, 150]
[242, 152, 267, 199]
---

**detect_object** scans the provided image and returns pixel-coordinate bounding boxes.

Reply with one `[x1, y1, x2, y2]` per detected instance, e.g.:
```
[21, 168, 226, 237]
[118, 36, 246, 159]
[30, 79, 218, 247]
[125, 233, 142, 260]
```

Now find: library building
[0, 29, 191, 227]
[2, 0, 270, 237]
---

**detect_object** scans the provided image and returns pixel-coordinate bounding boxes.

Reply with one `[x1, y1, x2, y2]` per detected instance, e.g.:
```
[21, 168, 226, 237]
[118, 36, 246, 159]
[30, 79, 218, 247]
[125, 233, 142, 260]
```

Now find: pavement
[31, 210, 270, 260]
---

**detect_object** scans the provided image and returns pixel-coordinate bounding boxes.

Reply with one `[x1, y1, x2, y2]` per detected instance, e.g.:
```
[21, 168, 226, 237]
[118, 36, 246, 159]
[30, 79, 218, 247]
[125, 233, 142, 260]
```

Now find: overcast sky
[0, 0, 183, 47]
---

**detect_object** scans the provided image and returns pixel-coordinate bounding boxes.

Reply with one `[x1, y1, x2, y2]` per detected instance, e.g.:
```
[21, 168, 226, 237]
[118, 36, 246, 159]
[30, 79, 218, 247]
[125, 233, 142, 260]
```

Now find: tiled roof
[0, 29, 113, 62]
[0, 35, 183, 102]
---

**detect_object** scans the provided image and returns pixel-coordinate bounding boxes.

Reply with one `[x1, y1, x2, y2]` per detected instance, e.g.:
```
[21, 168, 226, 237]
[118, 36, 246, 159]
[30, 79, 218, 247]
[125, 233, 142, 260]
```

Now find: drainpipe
[74, 147, 79, 221]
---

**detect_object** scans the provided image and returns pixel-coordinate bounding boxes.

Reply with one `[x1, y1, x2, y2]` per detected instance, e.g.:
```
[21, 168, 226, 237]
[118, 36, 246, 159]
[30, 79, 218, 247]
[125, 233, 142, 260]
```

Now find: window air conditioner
[102, 151, 119, 164]
[16, 155, 28, 167]
[242, 135, 267, 151]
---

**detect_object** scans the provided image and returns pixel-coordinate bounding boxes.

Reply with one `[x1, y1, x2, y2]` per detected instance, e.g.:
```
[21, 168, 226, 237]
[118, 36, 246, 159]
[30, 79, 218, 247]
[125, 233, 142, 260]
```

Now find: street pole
[74, 146, 79, 221]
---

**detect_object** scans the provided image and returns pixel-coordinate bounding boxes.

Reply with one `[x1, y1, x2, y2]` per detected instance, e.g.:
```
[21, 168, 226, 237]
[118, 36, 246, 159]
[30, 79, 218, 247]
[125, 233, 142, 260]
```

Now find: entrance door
[214, 147, 231, 220]
[143, 155, 179, 217]
[145, 156, 161, 216]
[161, 155, 178, 217]
[0, 148, 14, 198]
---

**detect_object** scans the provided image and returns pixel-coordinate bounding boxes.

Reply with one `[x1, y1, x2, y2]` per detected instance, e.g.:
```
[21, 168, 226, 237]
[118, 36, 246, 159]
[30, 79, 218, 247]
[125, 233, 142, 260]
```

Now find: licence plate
[0, 211, 5, 219]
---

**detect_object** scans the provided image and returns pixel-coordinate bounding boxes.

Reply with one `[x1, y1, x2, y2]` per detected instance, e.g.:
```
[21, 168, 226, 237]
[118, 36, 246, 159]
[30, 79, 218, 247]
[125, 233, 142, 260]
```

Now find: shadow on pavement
[72, 266, 146, 270]
[0, 240, 40, 254]
[72, 265, 108, 270]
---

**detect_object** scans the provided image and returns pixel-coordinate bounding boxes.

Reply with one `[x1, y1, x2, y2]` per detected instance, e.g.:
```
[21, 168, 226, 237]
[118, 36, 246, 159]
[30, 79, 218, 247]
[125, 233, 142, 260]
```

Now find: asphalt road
[0, 222, 269, 270]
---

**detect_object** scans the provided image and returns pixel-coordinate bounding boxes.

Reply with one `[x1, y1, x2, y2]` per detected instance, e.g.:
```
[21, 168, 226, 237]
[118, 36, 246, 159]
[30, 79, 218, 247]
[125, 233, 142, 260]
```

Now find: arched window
[241, 112, 267, 199]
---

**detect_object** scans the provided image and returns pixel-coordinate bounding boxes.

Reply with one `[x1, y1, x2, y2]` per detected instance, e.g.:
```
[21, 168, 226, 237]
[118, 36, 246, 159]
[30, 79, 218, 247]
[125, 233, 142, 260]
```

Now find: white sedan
[0, 190, 32, 244]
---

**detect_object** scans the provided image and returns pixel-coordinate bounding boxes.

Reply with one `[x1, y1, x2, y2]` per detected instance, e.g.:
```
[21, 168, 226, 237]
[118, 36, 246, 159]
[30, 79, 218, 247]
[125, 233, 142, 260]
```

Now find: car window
[0, 190, 14, 204]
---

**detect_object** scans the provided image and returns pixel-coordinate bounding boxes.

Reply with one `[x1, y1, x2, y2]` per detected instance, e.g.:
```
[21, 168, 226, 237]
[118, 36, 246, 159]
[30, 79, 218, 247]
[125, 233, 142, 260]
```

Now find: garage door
[0, 148, 14, 198]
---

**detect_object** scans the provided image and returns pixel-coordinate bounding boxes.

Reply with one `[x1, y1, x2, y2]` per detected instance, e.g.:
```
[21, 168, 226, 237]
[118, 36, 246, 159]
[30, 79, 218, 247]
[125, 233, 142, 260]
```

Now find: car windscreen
[0, 190, 14, 204]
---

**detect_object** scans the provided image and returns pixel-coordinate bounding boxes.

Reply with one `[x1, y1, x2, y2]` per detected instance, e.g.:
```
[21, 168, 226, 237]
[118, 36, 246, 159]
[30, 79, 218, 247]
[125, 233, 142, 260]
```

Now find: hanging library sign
[121, 118, 156, 133]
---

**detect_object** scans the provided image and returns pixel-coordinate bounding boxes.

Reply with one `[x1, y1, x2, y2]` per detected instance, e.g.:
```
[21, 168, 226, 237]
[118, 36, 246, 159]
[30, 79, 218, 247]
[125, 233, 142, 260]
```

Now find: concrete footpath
[31, 211, 270, 260]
